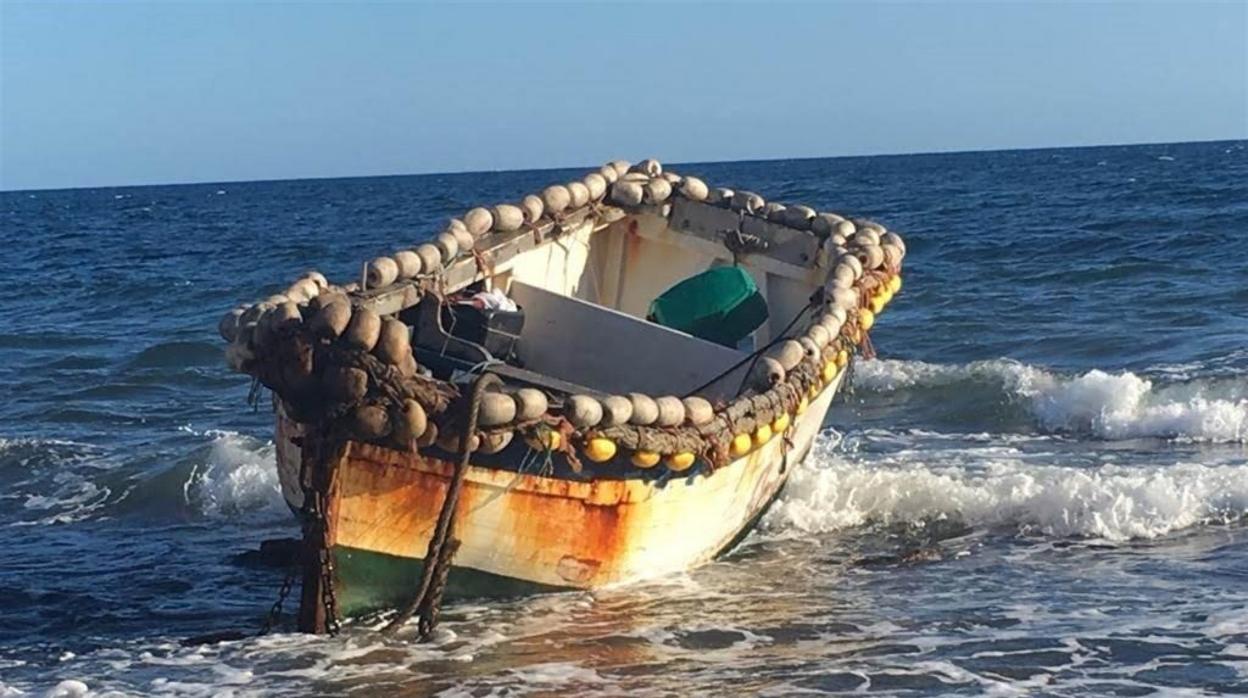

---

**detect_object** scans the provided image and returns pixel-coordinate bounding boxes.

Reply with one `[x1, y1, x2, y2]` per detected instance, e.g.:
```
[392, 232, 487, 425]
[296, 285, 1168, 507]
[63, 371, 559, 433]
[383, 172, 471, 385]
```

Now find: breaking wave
[0, 431, 285, 525]
[853, 358, 1248, 443]
[181, 430, 284, 518]
[768, 437, 1248, 542]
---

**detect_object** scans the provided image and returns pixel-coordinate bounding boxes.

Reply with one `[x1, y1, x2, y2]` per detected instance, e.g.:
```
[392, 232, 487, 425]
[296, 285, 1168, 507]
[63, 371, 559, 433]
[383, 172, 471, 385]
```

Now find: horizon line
[2, 136, 1243, 194]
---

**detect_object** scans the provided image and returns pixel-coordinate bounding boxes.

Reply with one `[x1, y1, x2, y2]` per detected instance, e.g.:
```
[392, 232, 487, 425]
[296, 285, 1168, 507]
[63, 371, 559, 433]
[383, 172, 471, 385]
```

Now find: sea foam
[183, 430, 284, 518]
[854, 358, 1247, 443]
[767, 437, 1248, 542]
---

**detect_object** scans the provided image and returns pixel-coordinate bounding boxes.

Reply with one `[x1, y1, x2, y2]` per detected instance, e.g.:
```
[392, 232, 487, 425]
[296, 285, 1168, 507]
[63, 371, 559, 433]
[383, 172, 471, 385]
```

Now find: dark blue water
[2, 141, 1246, 696]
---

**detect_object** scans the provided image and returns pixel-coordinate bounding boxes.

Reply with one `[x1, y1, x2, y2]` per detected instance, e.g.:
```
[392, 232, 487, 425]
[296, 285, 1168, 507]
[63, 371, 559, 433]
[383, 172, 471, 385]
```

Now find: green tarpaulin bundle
[648, 266, 769, 348]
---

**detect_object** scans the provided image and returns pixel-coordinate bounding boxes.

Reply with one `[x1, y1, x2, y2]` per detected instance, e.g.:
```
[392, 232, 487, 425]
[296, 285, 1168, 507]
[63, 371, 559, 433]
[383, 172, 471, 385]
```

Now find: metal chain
[317, 489, 342, 636]
[256, 431, 342, 637]
[303, 477, 342, 637]
[256, 432, 309, 637]
[260, 568, 296, 635]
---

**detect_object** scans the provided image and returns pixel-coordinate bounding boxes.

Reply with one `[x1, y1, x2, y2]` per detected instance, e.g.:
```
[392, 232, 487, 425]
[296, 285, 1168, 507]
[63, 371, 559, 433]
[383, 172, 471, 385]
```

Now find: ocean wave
[1, 431, 286, 525]
[0, 438, 112, 526]
[129, 340, 221, 369]
[0, 437, 95, 470]
[766, 438, 1248, 542]
[853, 358, 1247, 443]
[181, 430, 285, 518]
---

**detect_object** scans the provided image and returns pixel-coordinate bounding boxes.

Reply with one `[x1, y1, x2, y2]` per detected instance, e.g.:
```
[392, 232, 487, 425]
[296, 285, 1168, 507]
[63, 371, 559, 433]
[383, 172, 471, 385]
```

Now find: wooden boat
[219, 159, 907, 634]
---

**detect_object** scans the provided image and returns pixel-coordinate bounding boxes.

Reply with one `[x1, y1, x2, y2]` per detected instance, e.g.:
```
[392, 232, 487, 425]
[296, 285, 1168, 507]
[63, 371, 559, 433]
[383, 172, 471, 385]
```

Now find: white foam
[854, 359, 1248, 443]
[184, 431, 284, 518]
[852, 357, 1035, 391]
[1, 438, 112, 526]
[1205, 609, 1248, 638]
[20, 478, 109, 524]
[0, 437, 89, 456]
[766, 438, 1248, 542]
[1024, 370, 1247, 442]
[43, 681, 88, 698]
[504, 662, 604, 686]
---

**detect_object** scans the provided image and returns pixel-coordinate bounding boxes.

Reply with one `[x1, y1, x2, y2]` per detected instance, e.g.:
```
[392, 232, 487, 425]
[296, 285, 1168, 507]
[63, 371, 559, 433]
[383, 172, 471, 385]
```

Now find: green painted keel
[331, 546, 566, 618]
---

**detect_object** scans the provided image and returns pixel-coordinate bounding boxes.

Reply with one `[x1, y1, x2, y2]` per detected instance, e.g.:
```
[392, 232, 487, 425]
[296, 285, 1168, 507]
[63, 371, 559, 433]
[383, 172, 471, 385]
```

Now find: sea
[1, 140, 1246, 697]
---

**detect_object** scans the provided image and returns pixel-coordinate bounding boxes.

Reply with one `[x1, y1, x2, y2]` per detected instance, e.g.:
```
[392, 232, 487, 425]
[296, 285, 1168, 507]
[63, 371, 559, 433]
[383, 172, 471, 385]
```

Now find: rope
[680, 291, 821, 399]
[247, 376, 263, 411]
[382, 371, 501, 638]
[722, 211, 768, 265]
[417, 538, 460, 638]
[471, 248, 494, 282]
[859, 327, 876, 360]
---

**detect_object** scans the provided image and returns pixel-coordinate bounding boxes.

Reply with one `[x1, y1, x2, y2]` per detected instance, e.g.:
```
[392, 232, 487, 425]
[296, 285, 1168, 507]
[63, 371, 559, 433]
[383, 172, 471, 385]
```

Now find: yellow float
[796, 396, 808, 415]
[730, 433, 752, 457]
[859, 308, 875, 331]
[753, 423, 773, 447]
[630, 450, 661, 468]
[584, 437, 617, 462]
[666, 452, 696, 472]
[772, 413, 791, 434]
[822, 361, 838, 382]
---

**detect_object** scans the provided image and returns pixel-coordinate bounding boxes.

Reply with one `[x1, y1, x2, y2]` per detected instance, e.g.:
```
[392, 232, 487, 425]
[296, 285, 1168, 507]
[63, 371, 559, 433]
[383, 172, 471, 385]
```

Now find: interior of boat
[396, 200, 827, 404]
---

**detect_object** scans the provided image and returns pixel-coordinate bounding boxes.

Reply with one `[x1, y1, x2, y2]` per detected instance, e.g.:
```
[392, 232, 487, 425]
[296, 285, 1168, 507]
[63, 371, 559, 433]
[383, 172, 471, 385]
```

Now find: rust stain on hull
[332, 446, 637, 588]
[277, 373, 844, 591]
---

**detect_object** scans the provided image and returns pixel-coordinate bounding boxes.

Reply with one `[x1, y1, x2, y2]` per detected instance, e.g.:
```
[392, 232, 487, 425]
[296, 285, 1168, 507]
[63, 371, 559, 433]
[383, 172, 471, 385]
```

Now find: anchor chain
[254, 426, 342, 637]
[260, 567, 296, 635]
[260, 428, 343, 636]
[302, 455, 342, 636]
[318, 523, 342, 636]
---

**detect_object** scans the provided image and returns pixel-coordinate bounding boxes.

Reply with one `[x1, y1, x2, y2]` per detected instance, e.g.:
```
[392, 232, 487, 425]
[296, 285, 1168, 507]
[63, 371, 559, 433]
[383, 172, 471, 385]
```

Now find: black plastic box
[440, 303, 524, 361]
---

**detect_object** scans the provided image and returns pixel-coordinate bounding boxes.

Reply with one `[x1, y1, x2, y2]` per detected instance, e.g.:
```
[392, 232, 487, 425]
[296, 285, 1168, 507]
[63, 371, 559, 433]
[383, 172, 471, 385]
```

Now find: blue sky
[1, 1, 1244, 190]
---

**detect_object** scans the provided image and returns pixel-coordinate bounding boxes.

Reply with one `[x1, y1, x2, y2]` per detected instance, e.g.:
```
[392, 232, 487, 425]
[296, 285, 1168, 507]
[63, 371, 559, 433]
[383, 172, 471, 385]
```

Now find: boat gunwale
[285, 369, 845, 512]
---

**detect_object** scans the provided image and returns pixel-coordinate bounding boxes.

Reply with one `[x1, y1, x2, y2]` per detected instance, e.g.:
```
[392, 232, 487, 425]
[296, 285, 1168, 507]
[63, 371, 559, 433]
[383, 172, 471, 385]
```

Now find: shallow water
[2, 141, 1246, 696]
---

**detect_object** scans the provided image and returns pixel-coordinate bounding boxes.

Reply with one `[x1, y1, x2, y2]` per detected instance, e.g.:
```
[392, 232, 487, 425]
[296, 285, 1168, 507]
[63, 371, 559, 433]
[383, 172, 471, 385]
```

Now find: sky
[1, 1, 1245, 191]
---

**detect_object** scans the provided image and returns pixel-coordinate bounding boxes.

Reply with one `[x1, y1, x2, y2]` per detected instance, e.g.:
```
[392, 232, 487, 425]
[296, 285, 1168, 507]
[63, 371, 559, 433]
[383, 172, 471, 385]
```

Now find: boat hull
[276, 374, 842, 617]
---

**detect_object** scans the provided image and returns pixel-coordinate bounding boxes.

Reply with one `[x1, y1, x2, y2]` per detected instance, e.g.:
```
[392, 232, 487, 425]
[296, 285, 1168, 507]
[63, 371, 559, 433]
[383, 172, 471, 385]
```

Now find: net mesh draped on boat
[218, 159, 906, 633]
[220, 157, 906, 477]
